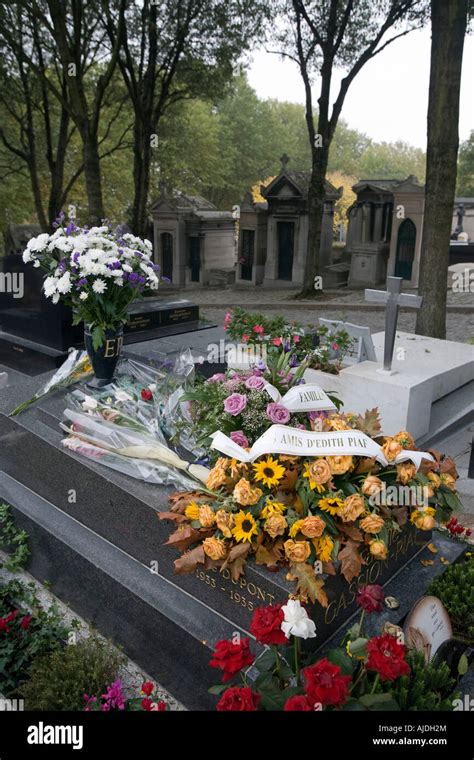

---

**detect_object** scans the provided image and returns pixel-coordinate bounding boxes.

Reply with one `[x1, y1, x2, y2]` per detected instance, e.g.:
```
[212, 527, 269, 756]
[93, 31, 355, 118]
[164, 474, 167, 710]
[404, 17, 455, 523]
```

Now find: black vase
[84, 324, 124, 388]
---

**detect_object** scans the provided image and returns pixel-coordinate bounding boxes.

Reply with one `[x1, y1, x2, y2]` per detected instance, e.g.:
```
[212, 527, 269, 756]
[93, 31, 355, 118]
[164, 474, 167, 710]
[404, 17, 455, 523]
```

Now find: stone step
[418, 381, 474, 449]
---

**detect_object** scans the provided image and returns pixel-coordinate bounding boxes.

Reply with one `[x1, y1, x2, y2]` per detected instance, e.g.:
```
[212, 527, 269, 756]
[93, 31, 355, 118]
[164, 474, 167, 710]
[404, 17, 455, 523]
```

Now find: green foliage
[428, 555, 474, 643]
[457, 130, 474, 196]
[391, 650, 457, 711]
[20, 635, 124, 711]
[0, 579, 73, 695]
[0, 502, 30, 571]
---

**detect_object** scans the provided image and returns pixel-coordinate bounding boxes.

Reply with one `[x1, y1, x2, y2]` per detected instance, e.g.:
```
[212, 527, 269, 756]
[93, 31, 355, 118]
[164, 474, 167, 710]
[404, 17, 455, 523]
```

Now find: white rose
[114, 390, 133, 402]
[82, 395, 98, 411]
[281, 599, 317, 640]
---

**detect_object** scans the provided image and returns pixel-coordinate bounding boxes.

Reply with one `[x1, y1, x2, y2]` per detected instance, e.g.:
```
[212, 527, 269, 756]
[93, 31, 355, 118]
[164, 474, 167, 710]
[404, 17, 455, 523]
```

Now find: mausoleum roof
[262, 170, 341, 200]
[151, 192, 217, 214]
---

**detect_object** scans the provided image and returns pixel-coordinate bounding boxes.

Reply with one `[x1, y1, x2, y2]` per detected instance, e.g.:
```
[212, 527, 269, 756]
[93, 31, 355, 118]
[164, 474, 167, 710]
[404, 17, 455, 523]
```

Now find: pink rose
[253, 324, 264, 335]
[266, 402, 290, 424]
[207, 373, 226, 383]
[272, 337, 282, 346]
[242, 334, 250, 343]
[293, 334, 300, 344]
[245, 375, 265, 390]
[230, 431, 249, 448]
[224, 393, 247, 416]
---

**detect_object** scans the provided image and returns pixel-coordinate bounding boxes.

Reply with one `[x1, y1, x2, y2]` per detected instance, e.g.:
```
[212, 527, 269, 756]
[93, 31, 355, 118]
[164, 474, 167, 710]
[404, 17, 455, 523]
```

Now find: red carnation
[303, 658, 351, 708]
[20, 615, 32, 630]
[0, 618, 10, 633]
[141, 388, 153, 402]
[6, 610, 17, 623]
[250, 604, 288, 645]
[366, 633, 411, 682]
[209, 638, 254, 682]
[141, 681, 154, 696]
[284, 695, 313, 711]
[356, 584, 384, 613]
[216, 686, 261, 711]
[155, 701, 167, 711]
[141, 698, 153, 711]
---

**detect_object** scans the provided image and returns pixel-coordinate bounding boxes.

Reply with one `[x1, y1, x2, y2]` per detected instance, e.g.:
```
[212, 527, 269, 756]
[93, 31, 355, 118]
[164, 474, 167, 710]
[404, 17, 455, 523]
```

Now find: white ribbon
[210, 424, 434, 470]
[263, 382, 336, 412]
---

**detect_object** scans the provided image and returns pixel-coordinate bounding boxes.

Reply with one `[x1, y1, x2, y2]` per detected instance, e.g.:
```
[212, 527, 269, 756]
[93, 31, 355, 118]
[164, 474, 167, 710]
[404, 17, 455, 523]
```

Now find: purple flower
[230, 430, 249, 448]
[308, 410, 328, 422]
[101, 680, 125, 711]
[245, 375, 265, 391]
[207, 373, 226, 383]
[266, 402, 290, 424]
[65, 222, 76, 235]
[223, 393, 247, 416]
[107, 260, 122, 270]
[76, 277, 88, 288]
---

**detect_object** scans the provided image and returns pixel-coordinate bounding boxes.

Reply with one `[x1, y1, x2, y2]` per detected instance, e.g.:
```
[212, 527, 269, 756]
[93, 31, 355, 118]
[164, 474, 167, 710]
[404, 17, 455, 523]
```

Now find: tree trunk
[301, 144, 330, 296]
[81, 126, 105, 226]
[47, 106, 69, 227]
[415, 0, 468, 338]
[29, 160, 48, 231]
[131, 117, 152, 238]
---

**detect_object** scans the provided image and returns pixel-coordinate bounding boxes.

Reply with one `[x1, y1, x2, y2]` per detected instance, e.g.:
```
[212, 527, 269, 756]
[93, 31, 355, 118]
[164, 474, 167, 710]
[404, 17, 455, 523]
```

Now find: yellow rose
[233, 478, 263, 506]
[393, 431, 415, 449]
[215, 509, 235, 538]
[264, 514, 288, 538]
[206, 465, 227, 490]
[361, 476, 385, 499]
[198, 504, 216, 528]
[203, 537, 227, 560]
[382, 438, 403, 462]
[326, 455, 353, 475]
[339, 494, 365, 523]
[184, 502, 201, 520]
[314, 535, 334, 562]
[360, 513, 385, 534]
[440, 473, 456, 491]
[369, 539, 388, 560]
[301, 515, 326, 538]
[308, 458, 333, 485]
[411, 507, 436, 530]
[396, 462, 417, 485]
[284, 539, 311, 563]
[427, 472, 441, 488]
[326, 416, 352, 431]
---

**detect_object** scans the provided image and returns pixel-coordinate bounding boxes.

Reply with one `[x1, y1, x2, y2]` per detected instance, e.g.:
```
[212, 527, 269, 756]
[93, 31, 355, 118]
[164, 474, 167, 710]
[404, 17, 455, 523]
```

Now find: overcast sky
[247, 27, 474, 149]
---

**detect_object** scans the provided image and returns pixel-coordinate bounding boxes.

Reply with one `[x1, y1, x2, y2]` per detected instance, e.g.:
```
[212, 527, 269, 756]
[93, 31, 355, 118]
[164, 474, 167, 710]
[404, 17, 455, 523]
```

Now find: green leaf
[359, 693, 401, 711]
[255, 671, 278, 691]
[347, 638, 369, 659]
[208, 684, 229, 695]
[458, 653, 469, 676]
[342, 698, 365, 711]
[254, 648, 277, 673]
[327, 648, 354, 676]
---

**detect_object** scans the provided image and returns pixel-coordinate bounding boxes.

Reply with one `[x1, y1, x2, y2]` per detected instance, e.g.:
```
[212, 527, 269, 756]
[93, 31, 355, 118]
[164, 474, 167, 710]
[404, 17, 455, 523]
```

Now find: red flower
[366, 633, 410, 682]
[272, 337, 282, 346]
[141, 388, 153, 402]
[20, 615, 32, 630]
[6, 610, 17, 623]
[154, 701, 167, 711]
[209, 638, 254, 682]
[356, 584, 384, 613]
[303, 658, 351, 708]
[216, 687, 261, 711]
[284, 695, 313, 711]
[141, 681, 154, 696]
[0, 618, 10, 633]
[141, 698, 153, 711]
[250, 604, 288, 645]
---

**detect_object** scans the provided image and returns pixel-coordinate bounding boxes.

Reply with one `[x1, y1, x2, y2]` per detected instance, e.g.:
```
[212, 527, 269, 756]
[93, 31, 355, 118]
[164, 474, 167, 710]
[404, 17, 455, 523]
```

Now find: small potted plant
[22, 214, 160, 386]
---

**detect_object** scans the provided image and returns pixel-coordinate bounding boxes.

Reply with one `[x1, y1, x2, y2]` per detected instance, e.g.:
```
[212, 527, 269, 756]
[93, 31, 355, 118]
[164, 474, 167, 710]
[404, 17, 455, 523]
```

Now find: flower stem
[294, 636, 301, 685]
[371, 673, 380, 694]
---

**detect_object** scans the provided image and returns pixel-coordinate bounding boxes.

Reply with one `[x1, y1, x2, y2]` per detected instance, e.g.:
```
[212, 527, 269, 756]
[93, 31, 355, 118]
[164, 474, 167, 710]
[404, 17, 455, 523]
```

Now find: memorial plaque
[404, 595, 453, 662]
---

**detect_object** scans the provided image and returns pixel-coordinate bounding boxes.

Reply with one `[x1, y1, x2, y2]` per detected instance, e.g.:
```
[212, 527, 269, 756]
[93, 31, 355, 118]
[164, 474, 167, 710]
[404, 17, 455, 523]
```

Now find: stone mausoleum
[235, 157, 342, 287]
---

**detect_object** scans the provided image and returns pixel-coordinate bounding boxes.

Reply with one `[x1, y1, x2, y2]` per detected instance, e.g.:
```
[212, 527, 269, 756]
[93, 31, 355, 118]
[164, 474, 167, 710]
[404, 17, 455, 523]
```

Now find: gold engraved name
[103, 336, 124, 358]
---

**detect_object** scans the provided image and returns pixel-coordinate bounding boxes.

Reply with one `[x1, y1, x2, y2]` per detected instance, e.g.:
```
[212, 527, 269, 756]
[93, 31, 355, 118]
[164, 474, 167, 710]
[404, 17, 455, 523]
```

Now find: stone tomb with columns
[236, 156, 342, 287]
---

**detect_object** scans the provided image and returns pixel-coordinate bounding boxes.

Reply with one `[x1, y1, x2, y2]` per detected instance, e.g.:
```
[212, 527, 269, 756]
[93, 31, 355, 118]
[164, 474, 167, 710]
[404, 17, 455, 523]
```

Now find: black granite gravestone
[0, 255, 203, 374]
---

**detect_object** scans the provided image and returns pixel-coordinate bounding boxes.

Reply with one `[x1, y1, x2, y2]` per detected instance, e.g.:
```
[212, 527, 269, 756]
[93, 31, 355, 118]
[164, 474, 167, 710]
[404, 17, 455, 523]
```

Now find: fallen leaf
[427, 543, 438, 554]
[174, 545, 205, 574]
[338, 523, 363, 542]
[168, 491, 210, 513]
[157, 511, 188, 523]
[421, 559, 434, 566]
[221, 543, 250, 581]
[355, 408, 381, 438]
[354, 456, 378, 475]
[165, 524, 204, 552]
[338, 540, 365, 583]
[440, 556, 450, 565]
[292, 562, 328, 607]
[322, 561, 336, 576]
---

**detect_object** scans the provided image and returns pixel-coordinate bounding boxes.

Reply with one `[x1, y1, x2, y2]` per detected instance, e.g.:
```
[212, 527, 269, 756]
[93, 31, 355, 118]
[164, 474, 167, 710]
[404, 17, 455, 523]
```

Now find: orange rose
[326, 455, 353, 475]
[393, 430, 415, 449]
[382, 438, 402, 462]
[264, 514, 287, 538]
[339, 494, 365, 523]
[414, 514, 436, 530]
[284, 539, 311, 563]
[233, 478, 263, 506]
[361, 476, 385, 499]
[369, 539, 388, 560]
[198, 504, 216, 528]
[308, 458, 333, 485]
[360, 513, 385, 534]
[203, 537, 227, 560]
[206, 465, 227, 490]
[396, 462, 417, 485]
[215, 509, 235, 538]
[300, 515, 326, 538]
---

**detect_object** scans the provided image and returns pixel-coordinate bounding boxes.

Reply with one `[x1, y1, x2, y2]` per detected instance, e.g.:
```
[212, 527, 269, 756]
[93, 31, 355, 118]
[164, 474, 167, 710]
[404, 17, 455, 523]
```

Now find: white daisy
[92, 278, 107, 294]
[79, 292, 89, 301]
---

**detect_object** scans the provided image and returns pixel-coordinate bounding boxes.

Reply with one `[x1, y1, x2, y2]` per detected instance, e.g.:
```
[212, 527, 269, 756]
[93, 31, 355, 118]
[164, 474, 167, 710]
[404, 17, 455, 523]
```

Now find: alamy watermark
[0, 271, 24, 299]
[369, 484, 429, 508]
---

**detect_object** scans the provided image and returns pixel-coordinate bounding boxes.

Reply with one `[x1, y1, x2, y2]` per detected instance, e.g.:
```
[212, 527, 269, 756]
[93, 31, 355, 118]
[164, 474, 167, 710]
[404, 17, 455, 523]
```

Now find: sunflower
[260, 500, 287, 519]
[289, 519, 305, 538]
[184, 502, 201, 520]
[302, 463, 327, 493]
[232, 511, 259, 543]
[314, 535, 334, 562]
[318, 496, 344, 515]
[253, 456, 286, 488]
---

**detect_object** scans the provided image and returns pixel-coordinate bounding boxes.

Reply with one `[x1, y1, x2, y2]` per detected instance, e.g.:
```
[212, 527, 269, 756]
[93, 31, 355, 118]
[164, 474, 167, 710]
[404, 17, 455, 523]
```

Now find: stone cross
[364, 276, 423, 372]
[280, 153, 290, 170]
